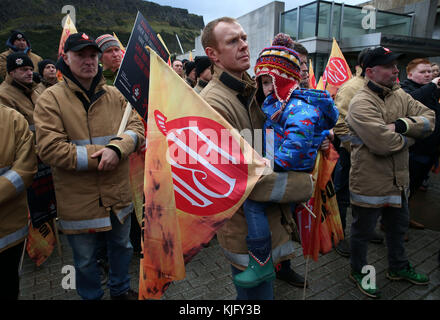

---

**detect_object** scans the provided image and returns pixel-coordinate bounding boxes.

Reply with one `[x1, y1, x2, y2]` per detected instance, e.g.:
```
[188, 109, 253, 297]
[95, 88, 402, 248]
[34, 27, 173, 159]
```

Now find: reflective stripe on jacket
[34, 75, 145, 234]
[200, 65, 313, 269]
[346, 79, 435, 208]
[0, 106, 37, 252]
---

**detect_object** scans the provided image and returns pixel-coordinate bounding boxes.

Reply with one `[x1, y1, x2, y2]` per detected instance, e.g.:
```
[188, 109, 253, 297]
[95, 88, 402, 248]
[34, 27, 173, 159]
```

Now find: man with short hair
[185, 61, 197, 87]
[292, 42, 309, 88]
[34, 33, 144, 300]
[35, 59, 58, 95]
[346, 47, 434, 298]
[333, 48, 385, 258]
[200, 17, 313, 300]
[0, 105, 37, 300]
[172, 59, 184, 78]
[0, 31, 43, 81]
[193, 55, 212, 93]
[0, 52, 39, 130]
[96, 34, 123, 85]
[401, 58, 440, 229]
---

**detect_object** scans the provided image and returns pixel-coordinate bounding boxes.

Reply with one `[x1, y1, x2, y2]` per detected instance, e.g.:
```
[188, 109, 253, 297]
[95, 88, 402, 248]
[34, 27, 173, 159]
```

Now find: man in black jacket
[401, 58, 440, 229]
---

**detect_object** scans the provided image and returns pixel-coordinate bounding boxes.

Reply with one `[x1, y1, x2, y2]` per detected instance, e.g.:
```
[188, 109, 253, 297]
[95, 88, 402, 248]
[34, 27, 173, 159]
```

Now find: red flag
[308, 59, 317, 89]
[295, 144, 344, 261]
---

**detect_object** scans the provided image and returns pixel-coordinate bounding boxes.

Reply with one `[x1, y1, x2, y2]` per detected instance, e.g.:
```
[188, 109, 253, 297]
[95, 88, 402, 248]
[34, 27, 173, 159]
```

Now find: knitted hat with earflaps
[254, 33, 301, 121]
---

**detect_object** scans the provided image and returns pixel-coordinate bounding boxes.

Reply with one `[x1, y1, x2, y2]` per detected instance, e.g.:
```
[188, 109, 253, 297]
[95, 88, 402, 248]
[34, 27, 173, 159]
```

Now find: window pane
[299, 2, 317, 39]
[281, 9, 298, 40]
[318, 2, 331, 38]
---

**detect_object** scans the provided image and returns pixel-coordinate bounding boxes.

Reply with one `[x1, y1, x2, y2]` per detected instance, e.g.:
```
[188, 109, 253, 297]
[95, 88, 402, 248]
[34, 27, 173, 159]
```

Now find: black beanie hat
[194, 56, 211, 77]
[7, 52, 33, 73]
[9, 30, 27, 44]
[38, 59, 56, 76]
[185, 61, 196, 76]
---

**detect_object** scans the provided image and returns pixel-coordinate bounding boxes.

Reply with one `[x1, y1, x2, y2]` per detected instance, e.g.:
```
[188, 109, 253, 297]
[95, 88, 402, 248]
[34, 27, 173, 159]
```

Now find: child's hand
[262, 157, 272, 167]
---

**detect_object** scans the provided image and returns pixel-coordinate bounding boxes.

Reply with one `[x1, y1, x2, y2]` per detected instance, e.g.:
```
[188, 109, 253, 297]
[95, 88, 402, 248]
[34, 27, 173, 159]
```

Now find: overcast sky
[150, 0, 364, 25]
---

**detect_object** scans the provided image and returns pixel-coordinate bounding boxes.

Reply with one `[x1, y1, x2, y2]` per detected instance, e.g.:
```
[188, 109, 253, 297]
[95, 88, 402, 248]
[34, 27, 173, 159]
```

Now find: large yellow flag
[320, 38, 352, 98]
[139, 48, 267, 299]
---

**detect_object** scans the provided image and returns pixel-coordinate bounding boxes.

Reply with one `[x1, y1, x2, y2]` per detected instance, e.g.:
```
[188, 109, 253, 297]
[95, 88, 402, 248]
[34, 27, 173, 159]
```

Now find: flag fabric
[58, 14, 77, 58]
[295, 144, 344, 261]
[57, 14, 77, 80]
[139, 48, 267, 299]
[308, 59, 317, 89]
[26, 219, 56, 267]
[189, 51, 193, 61]
[316, 76, 324, 90]
[129, 118, 147, 226]
[320, 38, 352, 98]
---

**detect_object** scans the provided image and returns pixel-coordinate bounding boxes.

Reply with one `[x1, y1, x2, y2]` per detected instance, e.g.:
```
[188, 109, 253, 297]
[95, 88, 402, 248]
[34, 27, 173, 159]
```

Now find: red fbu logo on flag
[323, 57, 350, 87]
[154, 110, 248, 216]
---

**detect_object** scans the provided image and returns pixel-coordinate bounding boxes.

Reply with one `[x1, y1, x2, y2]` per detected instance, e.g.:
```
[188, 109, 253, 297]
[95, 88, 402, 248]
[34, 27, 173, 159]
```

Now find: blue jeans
[350, 195, 409, 273]
[243, 199, 271, 240]
[67, 212, 133, 300]
[231, 265, 273, 300]
[243, 199, 297, 239]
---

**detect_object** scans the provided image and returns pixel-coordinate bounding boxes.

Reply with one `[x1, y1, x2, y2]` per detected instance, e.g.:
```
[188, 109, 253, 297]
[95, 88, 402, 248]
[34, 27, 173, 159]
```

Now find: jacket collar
[197, 78, 209, 89]
[365, 77, 400, 100]
[5, 74, 36, 96]
[213, 65, 256, 108]
[58, 58, 105, 100]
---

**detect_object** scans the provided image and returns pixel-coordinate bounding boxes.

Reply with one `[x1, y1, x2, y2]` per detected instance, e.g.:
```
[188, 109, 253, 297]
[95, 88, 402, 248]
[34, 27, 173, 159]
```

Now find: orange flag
[57, 14, 77, 80]
[295, 144, 344, 261]
[308, 59, 317, 89]
[139, 48, 267, 299]
[321, 38, 352, 98]
[26, 219, 55, 267]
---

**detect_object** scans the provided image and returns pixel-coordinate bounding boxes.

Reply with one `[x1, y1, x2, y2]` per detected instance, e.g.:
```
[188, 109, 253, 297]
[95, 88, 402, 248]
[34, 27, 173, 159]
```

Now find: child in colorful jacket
[234, 34, 339, 288]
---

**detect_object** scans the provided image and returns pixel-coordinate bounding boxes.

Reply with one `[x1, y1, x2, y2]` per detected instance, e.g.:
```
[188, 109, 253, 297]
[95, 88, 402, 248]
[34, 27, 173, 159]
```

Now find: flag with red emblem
[139, 48, 267, 299]
[319, 38, 352, 98]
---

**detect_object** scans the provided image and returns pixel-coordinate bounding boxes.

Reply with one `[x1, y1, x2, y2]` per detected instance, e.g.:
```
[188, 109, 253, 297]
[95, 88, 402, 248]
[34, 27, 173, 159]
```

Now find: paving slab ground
[19, 219, 440, 301]
[19, 172, 440, 300]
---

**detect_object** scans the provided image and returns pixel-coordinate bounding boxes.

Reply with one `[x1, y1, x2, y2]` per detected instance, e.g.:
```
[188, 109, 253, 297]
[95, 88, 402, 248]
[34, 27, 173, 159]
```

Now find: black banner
[27, 159, 57, 228]
[114, 11, 170, 120]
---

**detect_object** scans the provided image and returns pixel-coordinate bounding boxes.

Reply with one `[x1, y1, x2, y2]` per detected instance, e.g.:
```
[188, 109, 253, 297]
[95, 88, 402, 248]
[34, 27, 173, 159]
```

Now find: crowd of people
[0, 15, 439, 301]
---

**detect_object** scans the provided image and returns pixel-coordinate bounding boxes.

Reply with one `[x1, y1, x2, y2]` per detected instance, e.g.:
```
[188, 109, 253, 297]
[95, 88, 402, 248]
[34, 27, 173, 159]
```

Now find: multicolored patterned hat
[254, 34, 301, 103]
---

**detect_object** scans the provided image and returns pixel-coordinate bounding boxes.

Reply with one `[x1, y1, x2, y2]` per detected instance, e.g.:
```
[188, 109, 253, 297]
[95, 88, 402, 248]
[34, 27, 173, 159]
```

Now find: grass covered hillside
[0, 0, 204, 61]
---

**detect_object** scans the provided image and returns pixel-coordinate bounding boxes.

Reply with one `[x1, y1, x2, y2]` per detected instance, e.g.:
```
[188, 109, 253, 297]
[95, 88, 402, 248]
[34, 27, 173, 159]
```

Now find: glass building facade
[280, 0, 413, 77]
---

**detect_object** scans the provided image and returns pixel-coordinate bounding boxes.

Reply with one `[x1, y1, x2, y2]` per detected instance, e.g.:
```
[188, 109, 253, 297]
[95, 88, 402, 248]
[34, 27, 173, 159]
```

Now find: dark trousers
[0, 241, 24, 300]
[409, 153, 435, 197]
[350, 195, 409, 273]
[334, 147, 351, 233]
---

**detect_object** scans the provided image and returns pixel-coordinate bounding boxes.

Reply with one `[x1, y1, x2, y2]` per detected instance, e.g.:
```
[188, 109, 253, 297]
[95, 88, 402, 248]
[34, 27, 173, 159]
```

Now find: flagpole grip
[118, 102, 133, 136]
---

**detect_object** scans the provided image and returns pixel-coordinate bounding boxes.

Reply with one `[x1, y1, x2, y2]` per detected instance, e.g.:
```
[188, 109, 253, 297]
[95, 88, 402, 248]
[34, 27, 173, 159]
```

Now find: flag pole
[18, 219, 31, 275]
[118, 102, 133, 135]
[52, 218, 63, 263]
[303, 256, 310, 300]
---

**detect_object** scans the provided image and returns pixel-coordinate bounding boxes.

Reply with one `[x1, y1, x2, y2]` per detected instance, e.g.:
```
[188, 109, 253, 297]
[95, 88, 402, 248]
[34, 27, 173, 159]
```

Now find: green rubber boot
[233, 236, 275, 288]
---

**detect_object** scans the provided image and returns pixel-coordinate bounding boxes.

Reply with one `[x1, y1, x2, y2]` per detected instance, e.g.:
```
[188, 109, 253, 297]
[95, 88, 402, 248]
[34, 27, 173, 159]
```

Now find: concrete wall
[178, 1, 285, 76]
[237, 1, 285, 76]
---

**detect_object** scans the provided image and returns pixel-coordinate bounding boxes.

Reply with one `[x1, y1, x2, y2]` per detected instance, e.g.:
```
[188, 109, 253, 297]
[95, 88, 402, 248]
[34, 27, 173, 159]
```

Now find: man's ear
[205, 47, 217, 63]
[407, 71, 413, 80]
[62, 53, 69, 66]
